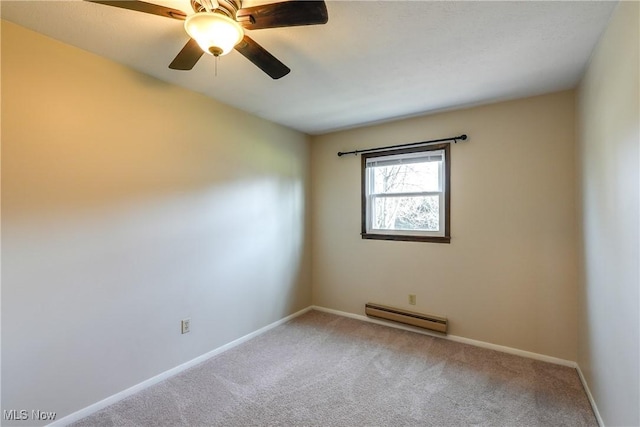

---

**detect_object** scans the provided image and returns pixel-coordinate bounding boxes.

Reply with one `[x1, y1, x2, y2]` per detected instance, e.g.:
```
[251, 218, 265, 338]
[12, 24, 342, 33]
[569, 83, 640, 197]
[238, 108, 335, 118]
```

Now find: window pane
[371, 161, 440, 194]
[372, 196, 440, 231]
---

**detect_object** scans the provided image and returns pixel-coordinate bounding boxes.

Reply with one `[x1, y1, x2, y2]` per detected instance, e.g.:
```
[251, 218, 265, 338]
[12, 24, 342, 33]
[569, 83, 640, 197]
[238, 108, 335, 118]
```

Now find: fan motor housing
[191, 0, 242, 18]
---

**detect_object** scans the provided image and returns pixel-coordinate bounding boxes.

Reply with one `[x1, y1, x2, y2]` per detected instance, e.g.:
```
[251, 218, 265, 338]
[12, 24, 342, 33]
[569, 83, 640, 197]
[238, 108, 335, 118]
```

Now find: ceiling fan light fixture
[184, 12, 244, 56]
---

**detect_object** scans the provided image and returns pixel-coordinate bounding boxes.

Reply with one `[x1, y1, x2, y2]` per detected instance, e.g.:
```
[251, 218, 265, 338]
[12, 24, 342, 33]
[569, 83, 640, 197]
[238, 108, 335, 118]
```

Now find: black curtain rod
[337, 134, 468, 157]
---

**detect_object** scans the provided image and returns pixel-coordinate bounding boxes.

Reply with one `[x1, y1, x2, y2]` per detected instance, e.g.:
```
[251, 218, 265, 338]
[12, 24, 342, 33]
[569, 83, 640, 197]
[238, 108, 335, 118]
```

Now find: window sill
[361, 233, 451, 244]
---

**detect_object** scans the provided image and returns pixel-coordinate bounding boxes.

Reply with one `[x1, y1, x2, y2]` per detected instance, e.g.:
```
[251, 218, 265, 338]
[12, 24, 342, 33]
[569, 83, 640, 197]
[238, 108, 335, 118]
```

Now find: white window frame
[361, 144, 451, 243]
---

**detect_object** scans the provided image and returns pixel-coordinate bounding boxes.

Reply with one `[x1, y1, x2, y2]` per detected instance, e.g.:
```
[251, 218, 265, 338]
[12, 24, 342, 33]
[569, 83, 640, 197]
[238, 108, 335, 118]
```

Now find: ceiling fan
[86, 0, 329, 79]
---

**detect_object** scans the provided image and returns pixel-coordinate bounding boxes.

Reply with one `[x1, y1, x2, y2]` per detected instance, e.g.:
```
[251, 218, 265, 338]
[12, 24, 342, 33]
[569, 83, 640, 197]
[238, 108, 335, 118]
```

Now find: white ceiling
[1, 0, 617, 135]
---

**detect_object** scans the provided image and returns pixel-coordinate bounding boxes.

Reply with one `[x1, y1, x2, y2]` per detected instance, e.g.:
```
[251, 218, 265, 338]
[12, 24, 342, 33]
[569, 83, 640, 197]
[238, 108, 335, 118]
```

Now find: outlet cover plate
[181, 318, 191, 334]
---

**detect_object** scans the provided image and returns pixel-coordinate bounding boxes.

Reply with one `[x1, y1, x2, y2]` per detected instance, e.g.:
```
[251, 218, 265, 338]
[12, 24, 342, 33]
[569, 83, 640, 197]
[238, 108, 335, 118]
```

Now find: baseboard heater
[365, 303, 448, 334]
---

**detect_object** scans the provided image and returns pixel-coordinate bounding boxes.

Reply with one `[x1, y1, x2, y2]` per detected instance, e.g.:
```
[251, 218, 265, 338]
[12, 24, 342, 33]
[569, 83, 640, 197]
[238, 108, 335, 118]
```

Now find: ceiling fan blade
[236, 1, 328, 30]
[85, 1, 187, 20]
[169, 39, 205, 70]
[235, 36, 290, 79]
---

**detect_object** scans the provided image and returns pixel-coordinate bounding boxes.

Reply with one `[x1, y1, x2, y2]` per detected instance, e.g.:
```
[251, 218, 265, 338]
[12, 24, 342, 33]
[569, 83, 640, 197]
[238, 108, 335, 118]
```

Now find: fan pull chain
[214, 56, 218, 77]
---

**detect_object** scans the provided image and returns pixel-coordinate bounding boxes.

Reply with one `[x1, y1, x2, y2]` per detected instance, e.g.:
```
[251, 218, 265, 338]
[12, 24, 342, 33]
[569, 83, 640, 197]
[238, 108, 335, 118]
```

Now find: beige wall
[1, 21, 311, 424]
[311, 91, 578, 361]
[576, 1, 640, 425]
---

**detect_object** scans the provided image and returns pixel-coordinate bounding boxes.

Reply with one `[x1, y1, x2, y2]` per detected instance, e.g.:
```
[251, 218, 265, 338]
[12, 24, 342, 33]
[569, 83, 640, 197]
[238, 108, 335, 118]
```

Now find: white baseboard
[48, 306, 313, 427]
[49, 305, 602, 427]
[312, 305, 577, 368]
[576, 364, 604, 426]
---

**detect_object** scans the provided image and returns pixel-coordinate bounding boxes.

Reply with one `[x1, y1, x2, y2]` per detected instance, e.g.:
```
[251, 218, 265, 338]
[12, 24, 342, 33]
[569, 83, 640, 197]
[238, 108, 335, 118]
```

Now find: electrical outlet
[181, 318, 191, 334]
[409, 294, 417, 305]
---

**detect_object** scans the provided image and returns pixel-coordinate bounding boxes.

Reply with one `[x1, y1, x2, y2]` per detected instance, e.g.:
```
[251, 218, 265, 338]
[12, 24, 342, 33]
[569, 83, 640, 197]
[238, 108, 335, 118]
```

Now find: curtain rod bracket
[454, 134, 468, 143]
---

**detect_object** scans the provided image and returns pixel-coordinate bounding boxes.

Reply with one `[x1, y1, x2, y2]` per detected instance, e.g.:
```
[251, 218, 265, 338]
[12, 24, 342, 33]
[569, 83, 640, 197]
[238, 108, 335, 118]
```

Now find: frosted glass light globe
[184, 12, 244, 56]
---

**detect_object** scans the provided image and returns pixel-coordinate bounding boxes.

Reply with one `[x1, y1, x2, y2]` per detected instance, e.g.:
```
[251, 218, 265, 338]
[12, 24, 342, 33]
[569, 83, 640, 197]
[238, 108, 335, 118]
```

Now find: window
[361, 143, 450, 243]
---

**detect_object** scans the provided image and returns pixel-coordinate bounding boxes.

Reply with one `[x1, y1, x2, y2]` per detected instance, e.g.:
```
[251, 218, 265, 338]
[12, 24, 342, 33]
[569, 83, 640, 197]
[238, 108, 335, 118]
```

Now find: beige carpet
[72, 310, 597, 426]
